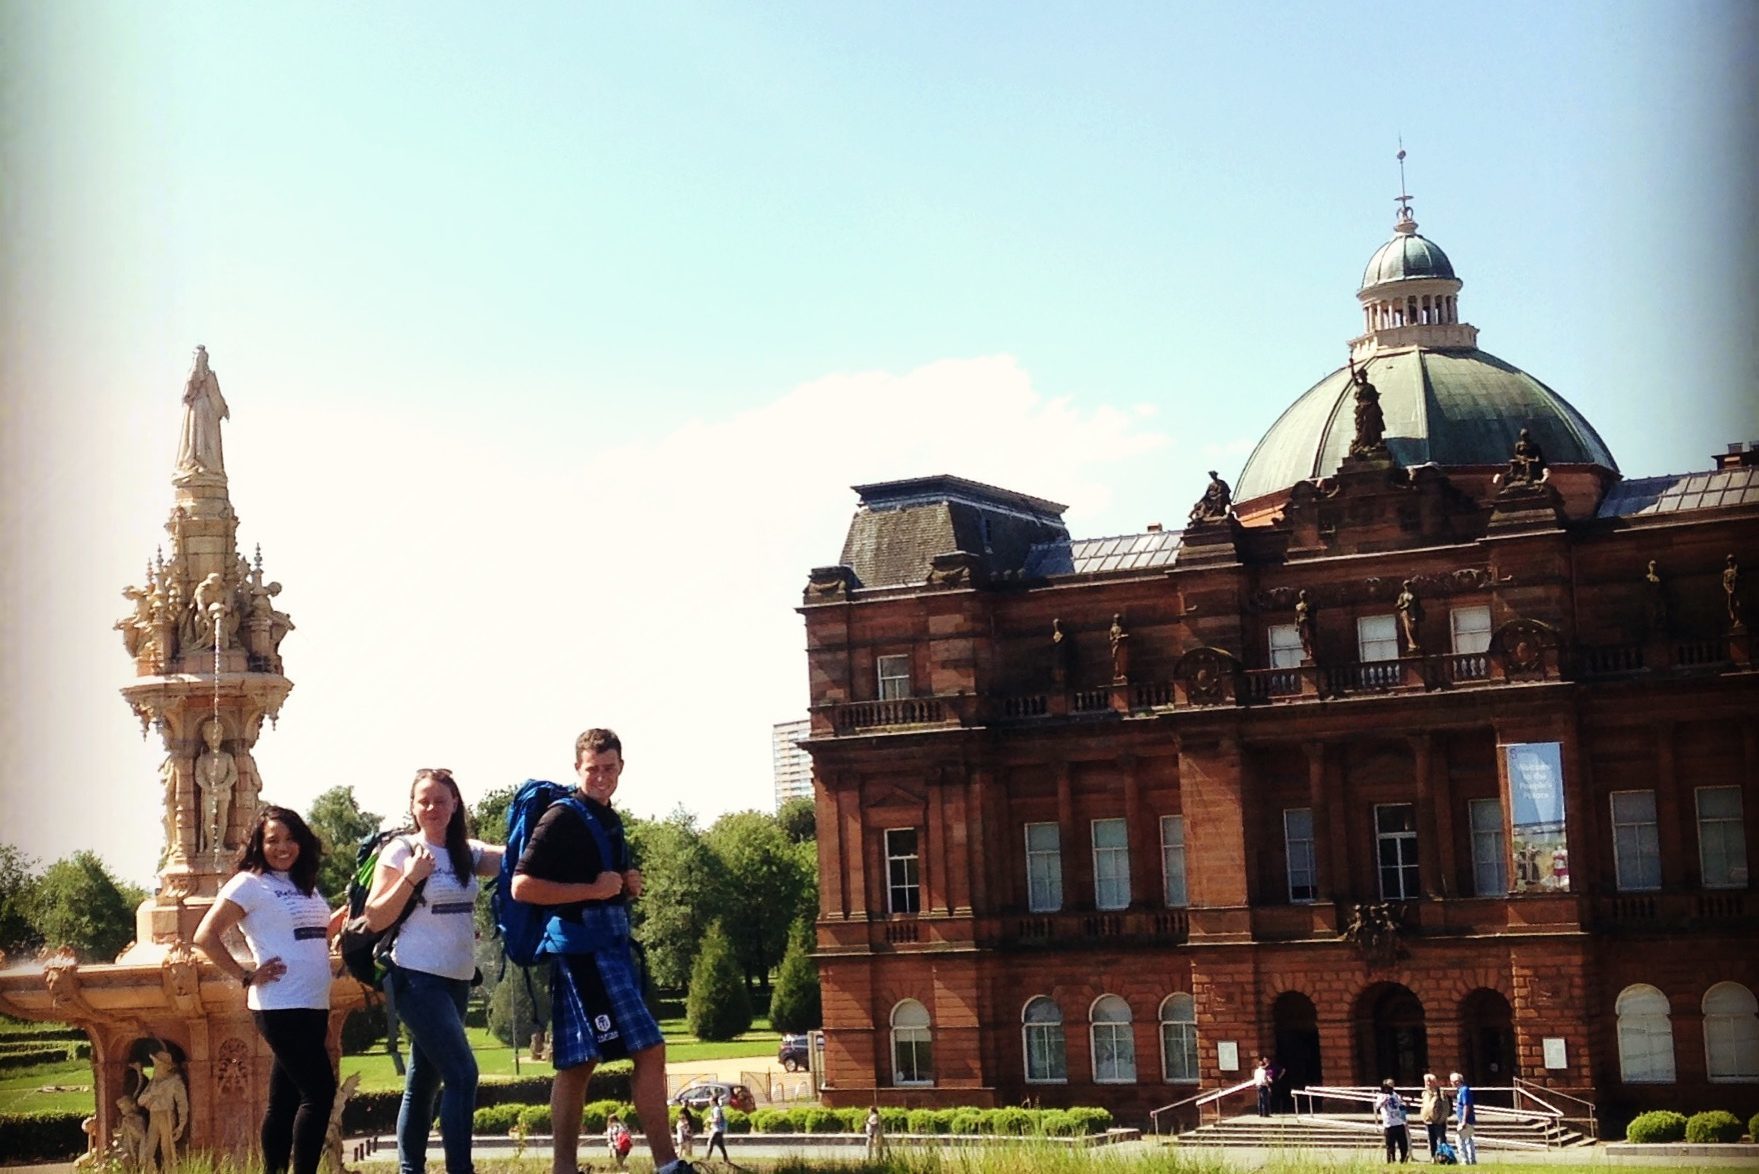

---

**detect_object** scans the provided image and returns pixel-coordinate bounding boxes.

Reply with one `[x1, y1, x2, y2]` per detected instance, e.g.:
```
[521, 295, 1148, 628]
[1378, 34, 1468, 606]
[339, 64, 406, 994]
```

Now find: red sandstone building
[798, 201, 1759, 1129]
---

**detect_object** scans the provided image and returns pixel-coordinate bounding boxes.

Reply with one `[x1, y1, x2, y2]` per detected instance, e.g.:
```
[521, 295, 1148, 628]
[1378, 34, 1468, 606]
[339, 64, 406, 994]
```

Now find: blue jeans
[389, 968, 477, 1174]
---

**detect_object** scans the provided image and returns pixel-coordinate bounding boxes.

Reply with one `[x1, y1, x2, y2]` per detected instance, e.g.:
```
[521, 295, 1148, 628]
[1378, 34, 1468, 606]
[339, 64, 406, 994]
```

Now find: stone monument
[0, 347, 364, 1163]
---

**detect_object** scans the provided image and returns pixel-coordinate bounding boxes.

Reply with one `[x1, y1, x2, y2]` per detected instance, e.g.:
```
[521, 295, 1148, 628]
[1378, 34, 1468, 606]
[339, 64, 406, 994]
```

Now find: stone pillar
[1056, 764, 1076, 908]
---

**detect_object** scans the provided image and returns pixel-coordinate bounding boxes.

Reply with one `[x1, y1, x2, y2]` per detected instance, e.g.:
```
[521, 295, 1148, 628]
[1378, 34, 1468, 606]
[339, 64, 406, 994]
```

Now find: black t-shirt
[514, 794, 629, 921]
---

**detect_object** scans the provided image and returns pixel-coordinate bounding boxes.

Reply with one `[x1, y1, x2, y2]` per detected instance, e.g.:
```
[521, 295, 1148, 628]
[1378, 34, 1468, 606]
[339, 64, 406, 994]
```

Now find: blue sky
[2, 2, 1755, 886]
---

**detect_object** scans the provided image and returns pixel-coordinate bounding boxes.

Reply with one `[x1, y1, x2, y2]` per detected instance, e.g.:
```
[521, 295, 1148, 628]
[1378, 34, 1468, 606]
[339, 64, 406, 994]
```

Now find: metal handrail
[1149, 1078, 1255, 1135]
[1292, 1084, 1580, 1148]
[1514, 1077, 1598, 1141]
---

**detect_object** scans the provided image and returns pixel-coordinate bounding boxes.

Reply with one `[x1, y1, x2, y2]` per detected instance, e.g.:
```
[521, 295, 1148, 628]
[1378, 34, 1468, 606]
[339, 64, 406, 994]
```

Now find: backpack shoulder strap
[553, 795, 618, 871]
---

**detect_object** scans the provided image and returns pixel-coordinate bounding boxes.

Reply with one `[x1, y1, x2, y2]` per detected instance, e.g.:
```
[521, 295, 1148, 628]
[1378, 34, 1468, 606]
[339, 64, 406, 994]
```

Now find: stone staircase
[1166, 1112, 1592, 1151]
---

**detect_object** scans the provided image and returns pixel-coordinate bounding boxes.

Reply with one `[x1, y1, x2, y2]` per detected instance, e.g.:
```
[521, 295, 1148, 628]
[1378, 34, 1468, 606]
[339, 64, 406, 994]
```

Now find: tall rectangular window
[1160, 815, 1188, 907]
[1284, 808, 1317, 902]
[876, 654, 911, 701]
[1268, 623, 1304, 668]
[1611, 791, 1662, 891]
[1024, 822, 1063, 912]
[1092, 818, 1131, 911]
[1358, 614, 1399, 661]
[1450, 605, 1493, 654]
[1697, 787, 1749, 889]
[1376, 803, 1420, 900]
[885, 828, 921, 913]
[1469, 798, 1508, 896]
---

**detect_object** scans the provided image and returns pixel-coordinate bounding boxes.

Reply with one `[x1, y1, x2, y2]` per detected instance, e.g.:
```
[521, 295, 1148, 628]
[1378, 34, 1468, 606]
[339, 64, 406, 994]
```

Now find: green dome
[1360, 232, 1456, 289]
[1234, 348, 1618, 503]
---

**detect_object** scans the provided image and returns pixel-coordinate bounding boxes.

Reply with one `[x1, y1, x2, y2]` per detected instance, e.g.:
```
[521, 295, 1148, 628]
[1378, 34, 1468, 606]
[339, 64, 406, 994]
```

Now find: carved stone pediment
[804, 564, 859, 601]
[925, 550, 984, 589]
[1492, 617, 1560, 678]
[1174, 646, 1242, 706]
[1250, 567, 1501, 613]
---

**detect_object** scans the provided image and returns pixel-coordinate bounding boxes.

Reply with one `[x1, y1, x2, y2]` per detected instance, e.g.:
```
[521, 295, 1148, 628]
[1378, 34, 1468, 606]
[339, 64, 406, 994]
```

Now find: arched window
[1022, 996, 1067, 1083]
[890, 999, 933, 1086]
[1615, 984, 1675, 1084]
[1703, 982, 1759, 1082]
[1160, 993, 1199, 1083]
[1090, 994, 1136, 1083]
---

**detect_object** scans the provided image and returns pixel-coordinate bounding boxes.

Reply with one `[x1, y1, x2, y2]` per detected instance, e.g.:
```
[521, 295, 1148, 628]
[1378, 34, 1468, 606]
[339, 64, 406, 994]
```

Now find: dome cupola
[1350, 197, 1477, 360]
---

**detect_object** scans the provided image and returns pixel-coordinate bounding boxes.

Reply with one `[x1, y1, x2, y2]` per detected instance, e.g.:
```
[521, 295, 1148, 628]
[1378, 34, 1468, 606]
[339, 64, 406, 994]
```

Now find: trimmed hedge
[1626, 1110, 1687, 1143]
[342, 1067, 631, 1134]
[0, 1110, 89, 1161]
[1684, 1110, 1743, 1144]
[1752, 1111, 1759, 1146]
[472, 1104, 523, 1134]
[516, 1104, 551, 1134]
[0, 1044, 87, 1070]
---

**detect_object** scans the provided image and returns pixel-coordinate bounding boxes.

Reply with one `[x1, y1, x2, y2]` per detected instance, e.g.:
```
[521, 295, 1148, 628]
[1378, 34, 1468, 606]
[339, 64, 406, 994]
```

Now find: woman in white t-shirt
[194, 806, 343, 1174]
[361, 768, 503, 1174]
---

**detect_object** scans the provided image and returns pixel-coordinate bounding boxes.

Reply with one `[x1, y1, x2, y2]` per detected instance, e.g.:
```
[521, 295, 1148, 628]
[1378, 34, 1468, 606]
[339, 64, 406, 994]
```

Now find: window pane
[1469, 798, 1507, 896]
[1162, 1022, 1198, 1082]
[1358, 615, 1399, 661]
[1284, 808, 1316, 902]
[877, 655, 911, 701]
[1161, 815, 1188, 907]
[1093, 819, 1130, 911]
[1698, 786, 1742, 820]
[886, 828, 921, 914]
[1612, 791, 1657, 823]
[1450, 605, 1492, 654]
[1269, 624, 1303, 669]
[1612, 792, 1661, 892]
[1093, 819, 1128, 849]
[1026, 822, 1063, 913]
[1698, 787, 1748, 889]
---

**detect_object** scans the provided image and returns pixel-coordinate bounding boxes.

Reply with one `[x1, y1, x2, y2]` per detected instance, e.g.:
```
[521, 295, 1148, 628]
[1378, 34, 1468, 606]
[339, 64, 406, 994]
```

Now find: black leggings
[253, 1008, 337, 1174]
[706, 1129, 729, 1160]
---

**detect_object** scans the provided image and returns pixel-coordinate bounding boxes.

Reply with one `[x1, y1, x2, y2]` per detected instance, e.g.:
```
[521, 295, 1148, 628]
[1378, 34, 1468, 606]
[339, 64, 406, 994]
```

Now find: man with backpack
[509, 729, 694, 1174]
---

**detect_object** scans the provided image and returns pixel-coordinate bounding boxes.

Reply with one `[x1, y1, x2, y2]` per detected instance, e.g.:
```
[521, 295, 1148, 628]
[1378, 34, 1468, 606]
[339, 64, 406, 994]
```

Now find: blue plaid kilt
[549, 944, 662, 1069]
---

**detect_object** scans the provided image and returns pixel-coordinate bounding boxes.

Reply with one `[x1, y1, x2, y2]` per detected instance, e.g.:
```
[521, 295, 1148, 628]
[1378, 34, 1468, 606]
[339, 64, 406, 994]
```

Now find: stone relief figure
[1348, 361, 1386, 456]
[1294, 589, 1317, 661]
[1187, 470, 1233, 524]
[175, 345, 228, 477]
[1050, 617, 1070, 686]
[1505, 427, 1547, 485]
[159, 757, 184, 863]
[117, 586, 153, 657]
[191, 572, 232, 651]
[1726, 554, 1744, 630]
[135, 1047, 188, 1174]
[1395, 579, 1424, 654]
[1643, 560, 1668, 635]
[195, 719, 238, 854]
[1108, 613, 1130, 681]
[113, 1094, 148, 1170]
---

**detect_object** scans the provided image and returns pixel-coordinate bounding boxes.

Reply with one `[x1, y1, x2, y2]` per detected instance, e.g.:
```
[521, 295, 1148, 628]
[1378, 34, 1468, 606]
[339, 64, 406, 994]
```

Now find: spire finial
[1394, 139, 1417, 234]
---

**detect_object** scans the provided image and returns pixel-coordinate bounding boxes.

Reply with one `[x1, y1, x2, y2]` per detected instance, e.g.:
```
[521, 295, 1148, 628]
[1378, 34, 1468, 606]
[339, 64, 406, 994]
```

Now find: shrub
[801, 1106, 844, 1133]
[835, 1108, 866, 1132]
[1066, 1106, 1114, 1136]
[581, 1100, 623, 1135]
[1685, 1110, 1743, 1144]
[0, 1111, 88, 1161]
[516, 1104, 551, 1135]
[340, 1006, 384, 1055]
[486, 976, 552, 1048]
[1752, 1111, 1759, 1146]
[989, 1107, 1033, 1136]
[1626, 1110, 1688, 1143]
[768, 920, 821, 1034]
[70, 1041, 91, 1061]
[752, 1108, 793, 1133]
[724, 1107, 751, 1134]
[685, 922, 753, 1041]
[949, 1108, 985, 1135]
[905, 1109, 941, 1134]
[1039, 1109, 1077, 1136]
[472, 1104, 524, 1135]
[0, 1046, 74, 1071]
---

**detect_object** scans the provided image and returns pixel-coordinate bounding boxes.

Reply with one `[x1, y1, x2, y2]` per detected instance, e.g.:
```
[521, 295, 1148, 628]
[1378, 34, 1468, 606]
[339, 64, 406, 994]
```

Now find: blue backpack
[492, 779, 624, 965]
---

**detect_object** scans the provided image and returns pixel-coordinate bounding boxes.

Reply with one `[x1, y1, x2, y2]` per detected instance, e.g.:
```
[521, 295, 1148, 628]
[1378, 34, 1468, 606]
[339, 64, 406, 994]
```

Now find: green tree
[767, 919, 821, 1033]
[627, 807, 726, 990]
[0, 844, 42, 955]
[704, 810, 811, 989]
[27, 851, 137, 962]
[472, 786, 517, 934]
[685, 921, 752, 1041]
[487, 969, 551, 1047]
[776, 796, 817, 844]
[306, 786, 385, 903]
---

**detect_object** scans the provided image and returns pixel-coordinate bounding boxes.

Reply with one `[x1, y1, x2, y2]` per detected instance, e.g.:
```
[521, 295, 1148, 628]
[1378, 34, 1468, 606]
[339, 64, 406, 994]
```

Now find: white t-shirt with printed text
[217, 870, 333, 1011]
[378, 836, 486, 981]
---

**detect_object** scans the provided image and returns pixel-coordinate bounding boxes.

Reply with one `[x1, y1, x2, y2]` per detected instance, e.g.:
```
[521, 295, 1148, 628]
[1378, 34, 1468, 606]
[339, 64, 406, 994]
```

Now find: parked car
[669, 1080, 757, 1113]
[778, 1033, 809, 1072]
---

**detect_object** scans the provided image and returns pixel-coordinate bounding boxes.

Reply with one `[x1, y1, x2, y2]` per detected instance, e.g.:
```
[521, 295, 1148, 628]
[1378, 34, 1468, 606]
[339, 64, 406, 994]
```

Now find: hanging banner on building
[1505, 741, 1569, 893]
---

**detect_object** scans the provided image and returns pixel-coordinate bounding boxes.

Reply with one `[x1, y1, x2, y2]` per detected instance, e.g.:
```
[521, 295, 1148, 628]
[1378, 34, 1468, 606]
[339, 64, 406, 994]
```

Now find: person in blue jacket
[1449, 1071, 1477, 1164]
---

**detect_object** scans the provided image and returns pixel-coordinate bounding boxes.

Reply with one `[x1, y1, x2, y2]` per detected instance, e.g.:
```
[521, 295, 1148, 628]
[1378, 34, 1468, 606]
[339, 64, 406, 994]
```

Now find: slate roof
[1596, 466, 1759, 519]
[1021, 529, 1183, 579]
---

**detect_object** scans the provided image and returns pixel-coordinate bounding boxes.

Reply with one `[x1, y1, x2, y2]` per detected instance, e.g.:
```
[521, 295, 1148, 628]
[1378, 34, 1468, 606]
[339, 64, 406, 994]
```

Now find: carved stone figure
[1187, 470, 1233, 524]
[117, 587, 153, 658]
[1108, 614, 1130, 681]
[1348, 362, 1386, 456]
[175, 346, 228, 478]
[135, 1048, 188, 1174]
[1395, 579, 1424, 654]
[1340, 901, 1406, 966]
[159, 757, 183, 863]
[1050, 618, 1070, 686]
[1294, 590, 1317, 662]
[322, 1072, 361, 1174]
[74, 1112, 100, 1169]
[195, 719, 238, 854]
[113, 1094, 148, 1170]
[1643, 560, 1668, 635]
[1725, 554, 1744, 631]
[1505, 427, 1547, 485]
[191, 573, 231, 651]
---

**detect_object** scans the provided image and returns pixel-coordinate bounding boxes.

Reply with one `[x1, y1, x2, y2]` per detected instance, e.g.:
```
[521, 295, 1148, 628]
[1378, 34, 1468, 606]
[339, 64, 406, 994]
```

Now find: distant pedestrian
[1375, 1078, 1411, 1164]
[674, 1105, 695, 1157]
[1450, 1072, 1477, 1165]
[605, 1113, 632, 1170]
[865, 1106, 884, 1158]
[703, 1094, 730, 1163]
[1253, 1056, 1273, 1117]
[1418, 1073, 1450, 1160]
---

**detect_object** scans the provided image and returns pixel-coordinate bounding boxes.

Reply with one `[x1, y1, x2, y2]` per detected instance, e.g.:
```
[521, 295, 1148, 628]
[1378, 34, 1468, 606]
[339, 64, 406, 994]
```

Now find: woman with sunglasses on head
[194, 806, 344, 1174]
[361, 768, 503, 1174]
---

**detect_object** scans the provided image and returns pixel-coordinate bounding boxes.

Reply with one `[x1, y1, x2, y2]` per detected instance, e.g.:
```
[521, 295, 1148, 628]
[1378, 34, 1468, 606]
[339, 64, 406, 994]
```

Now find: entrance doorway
[1356, 982, 1428, 1086]
[1272, 991, 1323, 1109]
[1460, 988, 1515, 1086]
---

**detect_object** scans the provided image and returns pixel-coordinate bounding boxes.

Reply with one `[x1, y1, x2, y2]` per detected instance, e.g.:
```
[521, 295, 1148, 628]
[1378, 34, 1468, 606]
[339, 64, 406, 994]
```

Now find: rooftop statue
[1188, 470, 1232, 524]
[1348, 360, 1386, 456]
[175, 346, 228, 478]
[1505, 427, 1547, 485]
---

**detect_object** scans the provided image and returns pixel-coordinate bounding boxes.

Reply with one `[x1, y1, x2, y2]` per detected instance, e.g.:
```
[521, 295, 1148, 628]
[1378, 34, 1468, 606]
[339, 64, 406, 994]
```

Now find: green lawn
[0, 1052, 93, 1114]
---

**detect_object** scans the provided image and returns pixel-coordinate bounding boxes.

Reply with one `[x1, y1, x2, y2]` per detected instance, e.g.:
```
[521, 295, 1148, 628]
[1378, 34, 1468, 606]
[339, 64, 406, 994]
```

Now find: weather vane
[1395, 138, 1413, 223]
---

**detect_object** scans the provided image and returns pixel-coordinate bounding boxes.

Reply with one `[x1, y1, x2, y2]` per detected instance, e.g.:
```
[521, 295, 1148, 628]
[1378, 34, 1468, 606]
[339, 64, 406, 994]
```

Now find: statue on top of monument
[1187, 470, 1233, 525]
[175, 345, 228, 479]
[195, 719, 238, 855]
[1348, 359, 1387, 456]
[1504, 427, 1547, 486]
